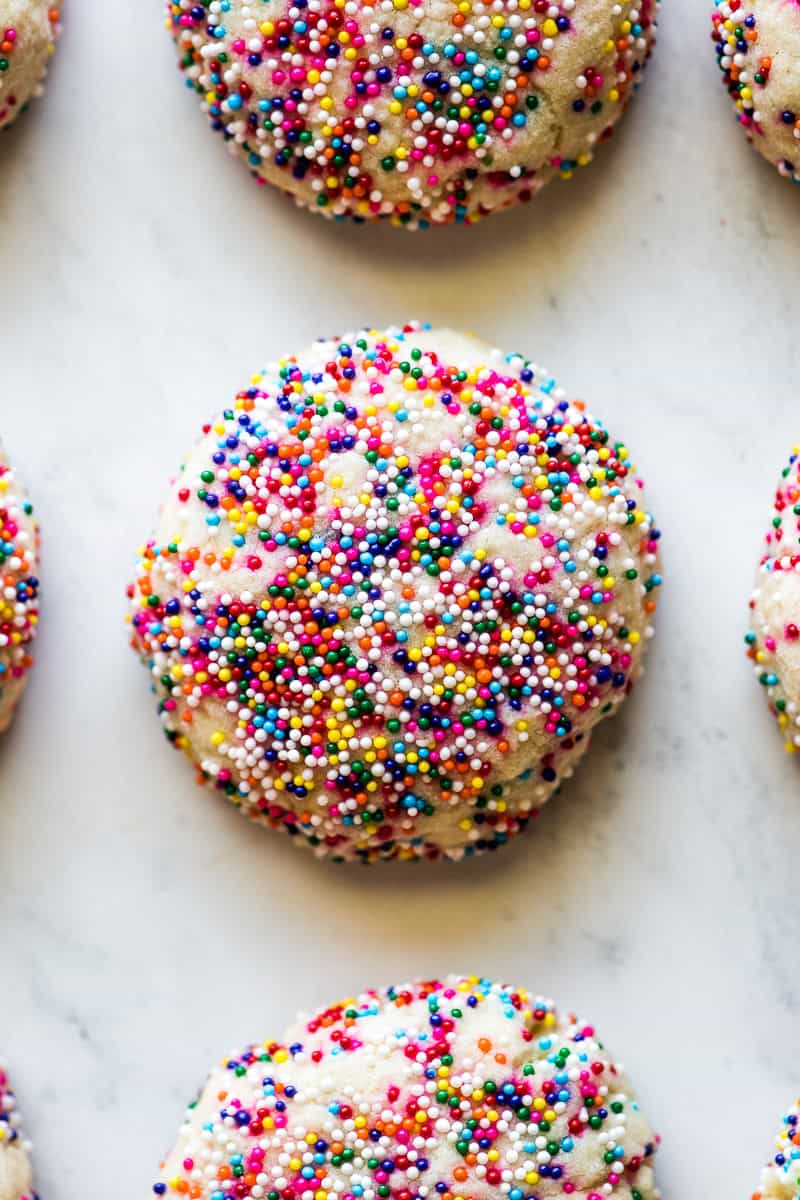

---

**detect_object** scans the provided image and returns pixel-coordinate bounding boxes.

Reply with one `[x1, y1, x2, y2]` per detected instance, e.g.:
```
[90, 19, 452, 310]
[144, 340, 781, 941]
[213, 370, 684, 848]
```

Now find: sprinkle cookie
[0, 1, 60, 131]
[0, 1061, 35, 1200]
[151, 975, 661, 1200]
[752, 1099, 800, 1199]
[168, 0, 658, 227]
[128, 325, 661, 862]
[747, 449, 800, 752]
[711, 0, 800, 184]
[0, 445, 39, 733]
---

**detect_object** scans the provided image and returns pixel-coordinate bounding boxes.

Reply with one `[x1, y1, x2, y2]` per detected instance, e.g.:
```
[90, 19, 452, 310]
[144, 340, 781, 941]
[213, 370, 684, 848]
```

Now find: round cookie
[128, 324, 662, 862]
[711, 0, 800, 184]
[167, 0, 659, 228]
[753, 1099, 800, 1199]
[151, 975, 661, 1200]
[0, 1, 61, 132]
[0, 445, 39, 734]
[746, 449, 800, 753]
[0, 1061, 35, 1200]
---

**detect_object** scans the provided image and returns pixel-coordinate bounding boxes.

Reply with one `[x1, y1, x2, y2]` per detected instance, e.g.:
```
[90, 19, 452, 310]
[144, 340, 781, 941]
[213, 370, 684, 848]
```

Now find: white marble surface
[1, 1, 799, 1196]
